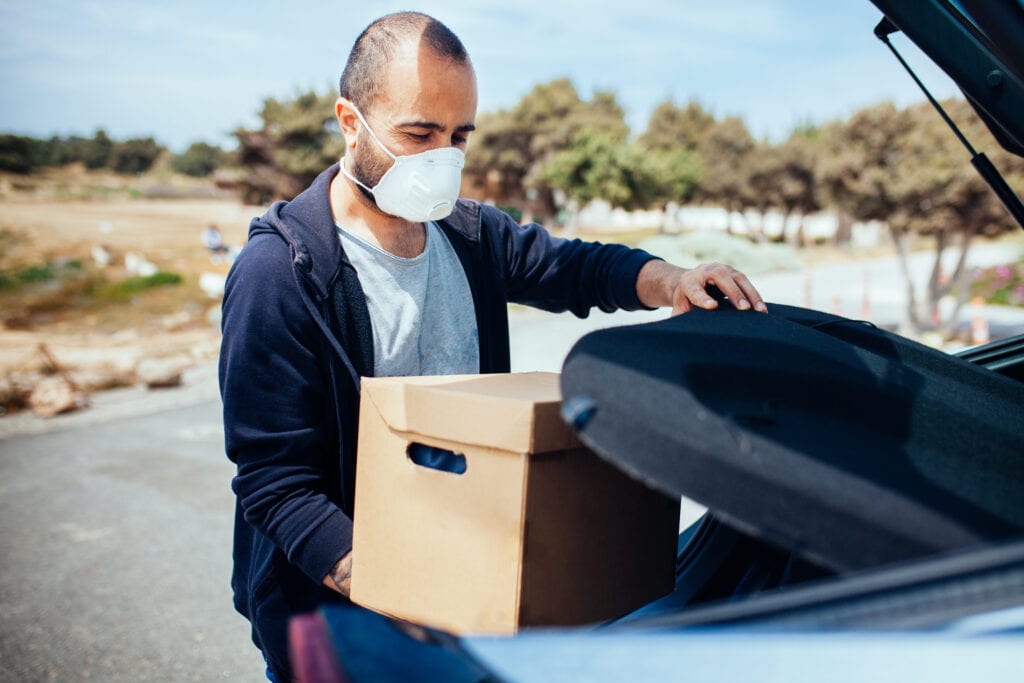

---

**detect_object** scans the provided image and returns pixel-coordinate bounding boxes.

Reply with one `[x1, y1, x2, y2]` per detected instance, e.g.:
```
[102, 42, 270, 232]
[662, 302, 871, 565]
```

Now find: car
[288, 2, 1024, 680]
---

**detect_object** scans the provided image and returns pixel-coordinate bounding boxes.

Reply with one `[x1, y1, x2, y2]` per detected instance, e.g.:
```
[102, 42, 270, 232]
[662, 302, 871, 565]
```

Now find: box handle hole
[407, 443, 467, 475]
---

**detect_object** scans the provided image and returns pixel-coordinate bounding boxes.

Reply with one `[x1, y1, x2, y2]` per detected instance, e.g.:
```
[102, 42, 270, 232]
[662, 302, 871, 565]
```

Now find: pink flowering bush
[970, 260, 1024, 306]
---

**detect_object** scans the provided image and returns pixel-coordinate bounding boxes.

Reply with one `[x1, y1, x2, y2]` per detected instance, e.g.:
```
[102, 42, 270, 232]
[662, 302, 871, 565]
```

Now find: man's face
[346, 40, 478, 190]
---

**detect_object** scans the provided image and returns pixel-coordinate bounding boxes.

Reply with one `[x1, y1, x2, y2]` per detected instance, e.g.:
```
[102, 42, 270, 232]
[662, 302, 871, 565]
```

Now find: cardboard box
[350, 372, 680, 635]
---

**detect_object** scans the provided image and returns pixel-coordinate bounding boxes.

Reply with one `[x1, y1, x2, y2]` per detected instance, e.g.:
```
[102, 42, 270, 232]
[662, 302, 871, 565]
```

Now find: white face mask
[340, 104, 465, 223]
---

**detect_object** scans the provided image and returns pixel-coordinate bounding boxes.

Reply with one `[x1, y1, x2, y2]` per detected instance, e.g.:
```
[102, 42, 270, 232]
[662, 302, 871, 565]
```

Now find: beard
[348, 128, 393, 206]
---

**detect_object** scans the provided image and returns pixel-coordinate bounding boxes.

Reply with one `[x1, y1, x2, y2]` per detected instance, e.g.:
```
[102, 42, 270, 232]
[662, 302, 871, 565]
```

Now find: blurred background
[1, 1, 1022, 680]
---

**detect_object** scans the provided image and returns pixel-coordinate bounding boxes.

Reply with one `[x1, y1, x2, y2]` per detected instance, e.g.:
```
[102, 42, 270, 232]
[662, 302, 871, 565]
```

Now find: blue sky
[0, 0, 960, 152]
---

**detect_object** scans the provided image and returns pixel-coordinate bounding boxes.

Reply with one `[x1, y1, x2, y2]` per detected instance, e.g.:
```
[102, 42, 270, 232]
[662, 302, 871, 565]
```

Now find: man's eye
[408, 132, 430, 141]
[453, 135, 468, 145]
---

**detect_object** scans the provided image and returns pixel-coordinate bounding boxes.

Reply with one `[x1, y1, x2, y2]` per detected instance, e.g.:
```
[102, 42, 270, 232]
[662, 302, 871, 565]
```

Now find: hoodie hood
[248, 164, 344, 301]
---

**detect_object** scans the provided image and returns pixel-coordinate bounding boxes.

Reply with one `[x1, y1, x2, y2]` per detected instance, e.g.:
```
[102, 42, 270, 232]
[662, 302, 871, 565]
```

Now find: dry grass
[0, 197, 254, 273]
[0, 188, 262, 374]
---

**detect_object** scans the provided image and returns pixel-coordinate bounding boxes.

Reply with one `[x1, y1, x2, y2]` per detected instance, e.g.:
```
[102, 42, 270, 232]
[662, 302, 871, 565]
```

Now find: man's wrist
[323, 551, 353, 597]
[636, 259, 685, 309]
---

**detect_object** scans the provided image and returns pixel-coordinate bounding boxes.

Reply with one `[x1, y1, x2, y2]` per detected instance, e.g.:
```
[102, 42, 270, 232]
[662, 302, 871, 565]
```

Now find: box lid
[362, 372, 580, 454]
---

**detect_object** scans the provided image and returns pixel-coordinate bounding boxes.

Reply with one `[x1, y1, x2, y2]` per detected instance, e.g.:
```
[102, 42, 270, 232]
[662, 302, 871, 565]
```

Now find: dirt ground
[0, 192, 628, 379]
[1, 197, 256, 273]
[0, 196, 262, 383]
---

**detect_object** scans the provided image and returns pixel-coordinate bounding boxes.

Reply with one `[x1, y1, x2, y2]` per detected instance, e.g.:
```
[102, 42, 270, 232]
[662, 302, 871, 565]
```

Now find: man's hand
[637, 259, 767, 316]
[323, 552, 353, 597]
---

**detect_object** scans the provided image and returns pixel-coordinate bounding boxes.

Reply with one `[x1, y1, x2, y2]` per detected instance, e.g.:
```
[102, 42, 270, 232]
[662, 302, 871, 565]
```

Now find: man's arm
[221, 233, 353, 586]
[490, 205, 766, 318]
[635, 258, 767, 315]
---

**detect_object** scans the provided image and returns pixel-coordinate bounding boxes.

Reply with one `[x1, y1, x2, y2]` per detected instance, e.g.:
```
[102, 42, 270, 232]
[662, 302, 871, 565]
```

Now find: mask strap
[339, 161, 375, 194]
[349, 103, 397, 160]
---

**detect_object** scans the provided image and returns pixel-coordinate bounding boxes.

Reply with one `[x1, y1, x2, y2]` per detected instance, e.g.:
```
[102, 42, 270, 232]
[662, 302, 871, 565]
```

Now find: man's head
[336, 12, 477, 209]
[340, 12, 470, 113]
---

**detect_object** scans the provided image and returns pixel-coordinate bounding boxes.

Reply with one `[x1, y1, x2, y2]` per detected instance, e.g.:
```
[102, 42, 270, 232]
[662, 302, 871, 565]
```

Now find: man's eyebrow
[397, 120, 477, 133]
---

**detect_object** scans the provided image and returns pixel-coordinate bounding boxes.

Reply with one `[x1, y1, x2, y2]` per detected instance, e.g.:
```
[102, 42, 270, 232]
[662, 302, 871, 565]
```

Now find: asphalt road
[0, 392, 262, 681]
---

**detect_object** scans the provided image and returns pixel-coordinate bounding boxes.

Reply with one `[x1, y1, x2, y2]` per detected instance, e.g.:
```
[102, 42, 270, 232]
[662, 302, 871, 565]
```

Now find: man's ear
[336, 98, 360, 151]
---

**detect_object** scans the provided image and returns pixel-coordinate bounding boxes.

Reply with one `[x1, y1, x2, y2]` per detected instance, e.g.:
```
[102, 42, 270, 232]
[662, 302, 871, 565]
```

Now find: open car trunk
[559, 304, 1024, 574]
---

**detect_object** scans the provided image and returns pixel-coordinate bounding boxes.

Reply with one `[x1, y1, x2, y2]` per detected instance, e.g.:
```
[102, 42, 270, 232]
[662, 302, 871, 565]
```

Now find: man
[201, 224, 230, 264]
[220, 11, 766, 680]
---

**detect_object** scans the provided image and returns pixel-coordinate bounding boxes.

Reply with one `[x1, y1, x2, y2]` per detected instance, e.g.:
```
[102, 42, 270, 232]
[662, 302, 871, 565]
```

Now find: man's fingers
[733, 271, 768, 313]
[729, 272, 770, 315]
[671, 280, 713, 316]
[671, 287, 693, 316]
[705, 264, 751, 311]
[685, 279, 718, 310]
[705, 263, 768, 313]
[669, 263, 765, 316]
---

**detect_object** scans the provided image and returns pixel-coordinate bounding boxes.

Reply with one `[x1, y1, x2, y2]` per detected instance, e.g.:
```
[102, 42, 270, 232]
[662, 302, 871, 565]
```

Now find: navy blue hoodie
[219, 164, 657, 678]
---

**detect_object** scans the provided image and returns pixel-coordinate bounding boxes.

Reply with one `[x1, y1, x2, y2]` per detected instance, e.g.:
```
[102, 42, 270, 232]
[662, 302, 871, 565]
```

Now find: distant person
[219, 12, 767, 681]
[201, 224, 230, 264]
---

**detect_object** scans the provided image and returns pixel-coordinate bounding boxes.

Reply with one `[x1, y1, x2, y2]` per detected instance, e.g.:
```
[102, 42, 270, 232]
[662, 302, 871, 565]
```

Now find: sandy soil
[0, 197, 260, 375]
[1, 197, 257, 275]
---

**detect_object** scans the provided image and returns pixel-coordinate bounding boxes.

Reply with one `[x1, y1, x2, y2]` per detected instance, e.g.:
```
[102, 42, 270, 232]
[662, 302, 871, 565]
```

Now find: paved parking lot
[0, 387, 261, 681]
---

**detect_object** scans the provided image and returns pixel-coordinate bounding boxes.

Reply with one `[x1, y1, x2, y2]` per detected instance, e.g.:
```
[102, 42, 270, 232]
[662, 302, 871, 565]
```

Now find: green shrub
[172, 141, 228, 177]
[0, 259, 87, 291]
[15, 264, 56, 284]
[109, 137, 164, 175]
[0, 135, 36, 174]
[99, 271, 182, 300]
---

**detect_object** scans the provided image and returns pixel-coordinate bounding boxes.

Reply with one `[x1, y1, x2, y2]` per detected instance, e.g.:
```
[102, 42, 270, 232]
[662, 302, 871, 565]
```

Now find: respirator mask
[340, 104, 465, 222]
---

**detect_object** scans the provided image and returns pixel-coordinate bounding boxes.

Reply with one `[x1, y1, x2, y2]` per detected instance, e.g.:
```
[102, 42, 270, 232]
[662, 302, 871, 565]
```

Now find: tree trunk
[942, 260, 974, 340]
[736, 209, 756, 242]
[774, 208, 792, 244]
[925, 231, 948, 313]
[564, 199, 580, 237]
[923, 231, 948, 329]
[754, 208, 768, 244]
[891, 228, 923, 337]
[939, 227, 978, 338]
[794, 212, 807, 249]
[833, 211, 853, 246]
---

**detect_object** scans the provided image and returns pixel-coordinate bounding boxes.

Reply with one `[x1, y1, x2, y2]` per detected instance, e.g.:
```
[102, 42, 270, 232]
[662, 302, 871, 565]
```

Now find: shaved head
[339, 12, 470, 113]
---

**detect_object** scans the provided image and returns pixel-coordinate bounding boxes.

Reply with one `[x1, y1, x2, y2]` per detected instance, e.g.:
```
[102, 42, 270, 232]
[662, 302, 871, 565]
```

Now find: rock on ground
[135, 357, 189, 389]
[28, 377, 88, 417]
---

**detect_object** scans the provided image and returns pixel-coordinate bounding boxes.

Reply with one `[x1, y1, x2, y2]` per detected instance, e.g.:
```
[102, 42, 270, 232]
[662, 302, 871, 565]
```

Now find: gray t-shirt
[336, 221, 480, 377]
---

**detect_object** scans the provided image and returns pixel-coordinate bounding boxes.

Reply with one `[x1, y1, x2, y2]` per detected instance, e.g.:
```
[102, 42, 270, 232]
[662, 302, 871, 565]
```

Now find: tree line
[225, 80, 1021, 241]
[4, 80, 1021, 335]
[0, 130, 229, 178]
[226, 79, 1023, 336]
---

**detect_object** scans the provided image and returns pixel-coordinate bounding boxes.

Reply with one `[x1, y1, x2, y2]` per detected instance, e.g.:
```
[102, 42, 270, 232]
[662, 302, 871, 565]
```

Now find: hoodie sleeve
[487, 205, 660, 317]
[219, 232, 352, 584]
